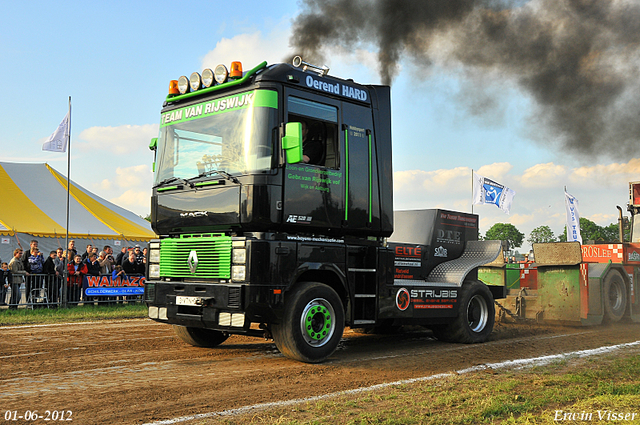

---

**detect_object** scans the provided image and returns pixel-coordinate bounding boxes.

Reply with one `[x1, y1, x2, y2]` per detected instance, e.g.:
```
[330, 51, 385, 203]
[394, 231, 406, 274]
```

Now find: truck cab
[145, 59, 502, 363]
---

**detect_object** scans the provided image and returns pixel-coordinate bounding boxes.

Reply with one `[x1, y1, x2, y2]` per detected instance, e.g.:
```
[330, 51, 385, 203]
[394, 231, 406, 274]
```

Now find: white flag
[42, 112, 69, 152]
[564, 190, 582, 244]
[473, 173, 516, 214]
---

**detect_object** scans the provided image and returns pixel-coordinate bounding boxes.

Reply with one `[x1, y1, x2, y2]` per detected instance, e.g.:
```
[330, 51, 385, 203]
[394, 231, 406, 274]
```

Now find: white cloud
[394, 167, 471, 194]
[201, 28, 291, 71]
[476, 162, 513, 182]
[519, 163, 568, 188]
[110, 189, 150, 213]
[569, 159, 640, 187]
[91, 164, 152, 216]
[77, 124, 159, 155]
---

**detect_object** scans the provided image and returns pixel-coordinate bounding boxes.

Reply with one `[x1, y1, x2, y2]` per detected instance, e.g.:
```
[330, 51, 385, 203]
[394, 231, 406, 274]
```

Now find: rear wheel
[432, 280, 495, 343]
[603, 270, 627, 323]
[272, 282, 344, 363]
[173, 325, 229, 347]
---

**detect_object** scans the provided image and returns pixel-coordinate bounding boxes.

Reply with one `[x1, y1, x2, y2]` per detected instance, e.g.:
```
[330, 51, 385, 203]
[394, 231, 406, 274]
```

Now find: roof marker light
[214, 64, 229, 84]
[177, 76, 190, 94]
[201, 68, 214, 88]
[229, 61, 243, 79]
[168, 80, 179, 95]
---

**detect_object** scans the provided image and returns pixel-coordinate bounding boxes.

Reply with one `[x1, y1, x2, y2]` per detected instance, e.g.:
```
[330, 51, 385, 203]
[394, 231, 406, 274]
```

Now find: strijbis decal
[396, 288, 410, 311]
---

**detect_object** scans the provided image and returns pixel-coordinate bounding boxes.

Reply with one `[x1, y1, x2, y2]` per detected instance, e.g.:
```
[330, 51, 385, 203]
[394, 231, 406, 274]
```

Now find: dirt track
[2, 319, 640, 424]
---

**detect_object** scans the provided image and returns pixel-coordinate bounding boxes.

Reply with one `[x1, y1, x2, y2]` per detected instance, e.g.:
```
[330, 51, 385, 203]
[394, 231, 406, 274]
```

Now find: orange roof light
[229, 61, 243, 79]
[168, 80, 179, 95]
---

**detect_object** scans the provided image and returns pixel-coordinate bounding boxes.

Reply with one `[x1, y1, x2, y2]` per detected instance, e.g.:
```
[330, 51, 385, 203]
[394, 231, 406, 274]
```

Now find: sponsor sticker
[396, 288, 410, 311]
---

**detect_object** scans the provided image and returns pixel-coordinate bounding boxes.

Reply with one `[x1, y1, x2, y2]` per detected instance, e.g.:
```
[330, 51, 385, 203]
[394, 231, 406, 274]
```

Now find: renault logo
[188, 250, 198, 274]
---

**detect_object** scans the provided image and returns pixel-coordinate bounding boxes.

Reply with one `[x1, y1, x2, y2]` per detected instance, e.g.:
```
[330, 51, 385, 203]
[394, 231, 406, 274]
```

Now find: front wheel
[272, 282, 345, 363]
[603, 270, 627, 323]
[432, 280, 495, 343]
[173, 325, 229, 347]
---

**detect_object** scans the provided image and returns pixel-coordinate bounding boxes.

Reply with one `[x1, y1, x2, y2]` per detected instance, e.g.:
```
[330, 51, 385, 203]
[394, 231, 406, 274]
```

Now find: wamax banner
[473, 173, 516, 214]
[82, 275, 145, 297]
[565, 190, 582, 244]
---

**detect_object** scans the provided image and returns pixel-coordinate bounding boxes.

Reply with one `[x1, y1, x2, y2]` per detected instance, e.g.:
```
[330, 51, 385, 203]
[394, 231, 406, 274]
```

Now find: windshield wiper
[187, 169, 241, 185]
[153, 176, 194, 189]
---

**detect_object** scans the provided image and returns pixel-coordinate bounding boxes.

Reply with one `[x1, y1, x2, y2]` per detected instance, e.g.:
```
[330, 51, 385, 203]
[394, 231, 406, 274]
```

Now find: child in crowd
[112, 265, 125, 280]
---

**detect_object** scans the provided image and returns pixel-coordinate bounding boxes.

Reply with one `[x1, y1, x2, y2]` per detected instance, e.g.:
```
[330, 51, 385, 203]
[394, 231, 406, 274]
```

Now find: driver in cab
[301, 120, 323, 165]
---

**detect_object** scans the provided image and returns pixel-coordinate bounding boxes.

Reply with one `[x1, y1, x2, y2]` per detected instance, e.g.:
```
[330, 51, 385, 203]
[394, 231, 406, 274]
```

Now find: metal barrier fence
[1, 273, 144, 309]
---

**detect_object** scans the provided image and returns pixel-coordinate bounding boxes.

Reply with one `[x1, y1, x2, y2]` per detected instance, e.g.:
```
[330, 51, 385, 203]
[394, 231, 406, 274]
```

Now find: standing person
[53, 248, 65, 304]
[67, 254, 87, 304]
[43, 251, 57, 275]
[54, 248, 65, 273]
[25, 247, 45, 305]
[100, 245, 116, 273]
[85, 253, 101, 276]
[81, 244, 93, 261]
[8, 248, 28, 308]
[85, 253, 101, 305]
[0, 262, 11, 306]
[123, 251, 144, 275]
[133, 245, 145, 265]
[67, 240, 77, 257]
[43, 251, 59, 305]
[115, 246, 128, 266]
[21, 240, 38, 267]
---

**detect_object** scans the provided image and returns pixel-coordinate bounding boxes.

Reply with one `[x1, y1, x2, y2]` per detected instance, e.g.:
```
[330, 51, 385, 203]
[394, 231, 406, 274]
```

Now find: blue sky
[1, 0, 637, 252]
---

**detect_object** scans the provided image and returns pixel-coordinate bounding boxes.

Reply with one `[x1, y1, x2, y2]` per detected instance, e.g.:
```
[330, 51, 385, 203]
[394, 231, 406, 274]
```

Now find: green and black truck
[145, 57, 504, 363]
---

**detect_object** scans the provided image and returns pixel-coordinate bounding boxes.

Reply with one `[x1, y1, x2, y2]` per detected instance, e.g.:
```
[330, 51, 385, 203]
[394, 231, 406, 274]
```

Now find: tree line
[483, 217, 630, 253]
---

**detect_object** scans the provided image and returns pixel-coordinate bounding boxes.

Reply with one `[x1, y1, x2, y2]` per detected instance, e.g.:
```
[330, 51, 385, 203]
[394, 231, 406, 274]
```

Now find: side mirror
[149, 138, 158, 172]
[282, 123, 303, 164]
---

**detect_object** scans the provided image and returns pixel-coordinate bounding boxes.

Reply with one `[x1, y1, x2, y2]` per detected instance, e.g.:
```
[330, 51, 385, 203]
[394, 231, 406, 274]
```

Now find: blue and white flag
[42, 111, 69, 152]
[473, 173, 516, 214]
[564, 190, 582, 244]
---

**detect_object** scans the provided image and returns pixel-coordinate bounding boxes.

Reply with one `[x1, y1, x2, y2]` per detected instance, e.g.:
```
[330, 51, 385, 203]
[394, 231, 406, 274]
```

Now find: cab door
[281, 89, 343, 233]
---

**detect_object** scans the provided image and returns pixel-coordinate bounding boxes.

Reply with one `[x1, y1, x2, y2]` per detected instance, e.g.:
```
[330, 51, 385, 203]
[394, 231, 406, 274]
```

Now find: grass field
[0, 303, 148, 325]
[211, 352, 640, 424]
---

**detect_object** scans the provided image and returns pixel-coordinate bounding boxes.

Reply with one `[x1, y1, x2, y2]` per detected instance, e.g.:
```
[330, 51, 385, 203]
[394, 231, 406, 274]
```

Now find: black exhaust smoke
[289, 0, 640, 159]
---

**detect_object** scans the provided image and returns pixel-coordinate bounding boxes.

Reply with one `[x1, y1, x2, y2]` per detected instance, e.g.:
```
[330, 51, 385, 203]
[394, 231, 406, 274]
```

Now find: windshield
[154, 89, 278, 185]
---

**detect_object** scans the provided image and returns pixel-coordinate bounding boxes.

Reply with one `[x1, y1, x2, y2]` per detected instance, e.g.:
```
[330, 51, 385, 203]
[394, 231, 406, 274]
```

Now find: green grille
[159, 234, 232, 279]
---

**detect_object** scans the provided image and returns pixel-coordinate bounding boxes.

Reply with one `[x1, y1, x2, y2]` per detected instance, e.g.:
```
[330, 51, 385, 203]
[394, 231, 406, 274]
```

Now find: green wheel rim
[300, 298, 336, 347]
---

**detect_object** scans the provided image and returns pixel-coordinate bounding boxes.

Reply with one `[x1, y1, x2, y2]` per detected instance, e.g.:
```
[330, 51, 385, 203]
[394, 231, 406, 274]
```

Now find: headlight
[177, 76, 189, 94]
[232, 265, 246, 281]
[232, 248, 246, 264]
[214, 64, 228, 84]
[190, 72, 202, 91]
[149, 264, 160, 278]
[202, 68, 214, 87]
[149, 249, 160, 263]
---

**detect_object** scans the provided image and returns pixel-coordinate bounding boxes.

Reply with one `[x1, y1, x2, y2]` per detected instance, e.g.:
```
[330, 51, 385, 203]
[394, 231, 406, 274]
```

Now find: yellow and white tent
[0, 162, 155, 261]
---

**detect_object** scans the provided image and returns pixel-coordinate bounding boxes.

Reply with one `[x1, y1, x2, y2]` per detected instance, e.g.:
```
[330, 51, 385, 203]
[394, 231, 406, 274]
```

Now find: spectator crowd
[0, 239, 147, 308]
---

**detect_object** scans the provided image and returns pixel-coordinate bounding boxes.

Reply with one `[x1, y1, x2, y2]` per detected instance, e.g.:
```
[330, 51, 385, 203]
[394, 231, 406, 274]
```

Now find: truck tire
[603, 270, 627, 323]
[272, 282, 344, 363]
[173, 325, 229, 347]
[432, 280, 494, 344]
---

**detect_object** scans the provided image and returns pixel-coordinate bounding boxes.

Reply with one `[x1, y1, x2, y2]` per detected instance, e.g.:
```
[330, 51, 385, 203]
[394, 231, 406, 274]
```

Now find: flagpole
[63, 96, 71, 307]
[471, 169, 474, 214]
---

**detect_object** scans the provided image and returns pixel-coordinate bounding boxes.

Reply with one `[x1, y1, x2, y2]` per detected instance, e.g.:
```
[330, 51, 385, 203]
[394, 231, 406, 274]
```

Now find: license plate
[176, 296, 203, 306]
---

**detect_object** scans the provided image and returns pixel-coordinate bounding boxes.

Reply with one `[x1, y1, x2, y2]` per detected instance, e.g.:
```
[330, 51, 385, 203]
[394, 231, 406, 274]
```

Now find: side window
[287, 96, 339, 169]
